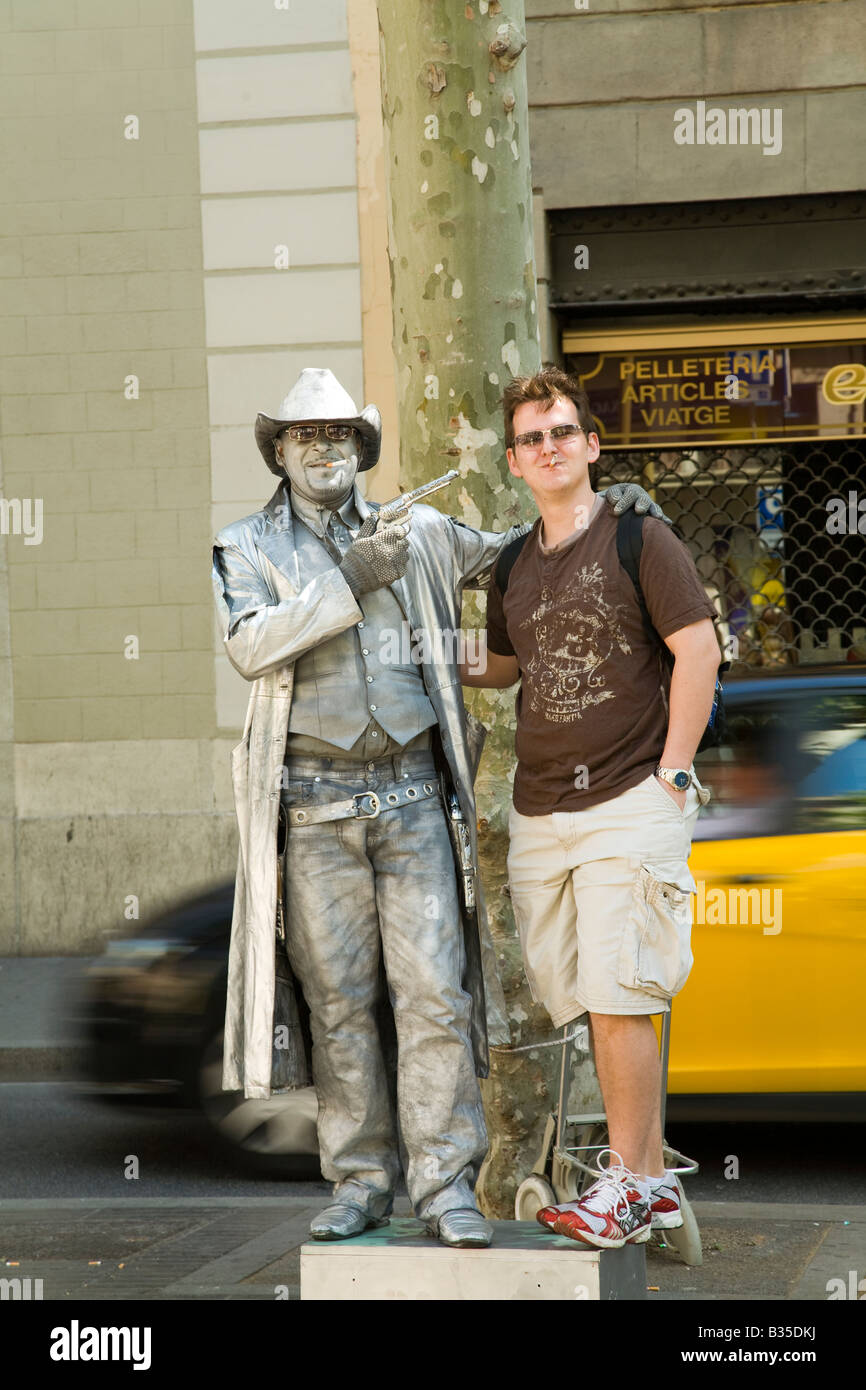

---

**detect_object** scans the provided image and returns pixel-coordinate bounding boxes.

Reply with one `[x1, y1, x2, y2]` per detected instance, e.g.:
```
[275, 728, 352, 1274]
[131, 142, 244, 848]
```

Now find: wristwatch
[655, 765, 692, 791]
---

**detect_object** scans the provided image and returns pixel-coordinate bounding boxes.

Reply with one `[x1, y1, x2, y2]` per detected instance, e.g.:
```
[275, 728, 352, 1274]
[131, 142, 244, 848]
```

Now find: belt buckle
[352, 791, 381, 820]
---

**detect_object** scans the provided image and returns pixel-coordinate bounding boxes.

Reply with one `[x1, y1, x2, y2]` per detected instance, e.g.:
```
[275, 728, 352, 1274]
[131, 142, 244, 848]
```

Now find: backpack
[492, 511, 728, 752]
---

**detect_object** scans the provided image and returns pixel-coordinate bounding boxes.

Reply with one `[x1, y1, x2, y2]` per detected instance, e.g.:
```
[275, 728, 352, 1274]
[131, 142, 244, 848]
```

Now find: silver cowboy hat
[255, 367, 382, 478]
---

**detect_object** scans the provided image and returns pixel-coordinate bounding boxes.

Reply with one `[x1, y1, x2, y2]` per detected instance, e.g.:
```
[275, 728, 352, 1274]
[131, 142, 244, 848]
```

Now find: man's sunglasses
[513, 423, 585, 451]
[283, 424, 358, 443]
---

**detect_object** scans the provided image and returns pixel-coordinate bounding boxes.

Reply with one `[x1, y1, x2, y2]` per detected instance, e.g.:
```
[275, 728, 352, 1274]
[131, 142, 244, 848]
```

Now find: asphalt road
[1, 1083, 865, 1207]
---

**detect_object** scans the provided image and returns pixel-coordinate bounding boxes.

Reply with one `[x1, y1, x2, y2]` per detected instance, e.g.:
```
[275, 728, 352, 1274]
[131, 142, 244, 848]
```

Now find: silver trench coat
[212, 478, 524, 1099]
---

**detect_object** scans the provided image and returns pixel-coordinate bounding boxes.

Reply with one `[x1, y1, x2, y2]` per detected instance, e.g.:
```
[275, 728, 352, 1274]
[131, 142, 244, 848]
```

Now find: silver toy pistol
[375, 469, 459, 528]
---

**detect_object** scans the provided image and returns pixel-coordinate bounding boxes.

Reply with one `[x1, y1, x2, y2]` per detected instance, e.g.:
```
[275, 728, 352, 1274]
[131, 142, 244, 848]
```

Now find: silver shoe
[309, 1202, 390, 1241]
[433, 1208, 493, 1248]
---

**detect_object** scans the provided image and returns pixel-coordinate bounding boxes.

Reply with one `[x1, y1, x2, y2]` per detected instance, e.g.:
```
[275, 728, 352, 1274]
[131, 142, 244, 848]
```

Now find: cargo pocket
[617, 860, 695, 999]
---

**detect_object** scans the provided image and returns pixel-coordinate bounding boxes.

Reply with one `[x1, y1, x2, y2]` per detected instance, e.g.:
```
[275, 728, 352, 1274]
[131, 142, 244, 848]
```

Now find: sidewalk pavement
[1, 1197, 863, 1300]
[1, 958, 864, 1301]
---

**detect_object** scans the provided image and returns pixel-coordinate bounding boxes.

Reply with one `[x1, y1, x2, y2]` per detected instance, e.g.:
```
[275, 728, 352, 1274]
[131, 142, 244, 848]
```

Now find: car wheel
[197, 1026, 321, 1177]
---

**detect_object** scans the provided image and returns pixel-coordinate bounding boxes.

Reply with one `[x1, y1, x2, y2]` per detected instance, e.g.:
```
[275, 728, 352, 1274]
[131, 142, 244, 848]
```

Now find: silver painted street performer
[211, 367, 661, 1247]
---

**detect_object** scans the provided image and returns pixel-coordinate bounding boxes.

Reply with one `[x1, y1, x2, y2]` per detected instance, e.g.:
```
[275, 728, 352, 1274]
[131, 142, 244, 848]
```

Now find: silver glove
[602, 482, 673, 526]
[339, 520, 410, 595]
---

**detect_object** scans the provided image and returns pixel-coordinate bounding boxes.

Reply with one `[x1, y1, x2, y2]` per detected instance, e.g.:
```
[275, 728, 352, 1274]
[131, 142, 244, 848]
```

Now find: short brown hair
[502, 367, 597, 449]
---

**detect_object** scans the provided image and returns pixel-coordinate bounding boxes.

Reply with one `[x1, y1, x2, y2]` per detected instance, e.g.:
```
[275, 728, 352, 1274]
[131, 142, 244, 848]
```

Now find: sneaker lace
[582, 1148, 644, 1219]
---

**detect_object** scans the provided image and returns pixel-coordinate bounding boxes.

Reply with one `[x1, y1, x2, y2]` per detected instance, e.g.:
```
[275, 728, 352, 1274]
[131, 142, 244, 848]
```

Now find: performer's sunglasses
[284, 424, 358, 443]
[513, 423, 585, 450]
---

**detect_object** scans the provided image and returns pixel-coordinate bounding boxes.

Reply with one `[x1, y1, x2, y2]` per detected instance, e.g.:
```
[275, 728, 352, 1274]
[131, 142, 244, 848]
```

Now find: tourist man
[461, 367, 719, 1248]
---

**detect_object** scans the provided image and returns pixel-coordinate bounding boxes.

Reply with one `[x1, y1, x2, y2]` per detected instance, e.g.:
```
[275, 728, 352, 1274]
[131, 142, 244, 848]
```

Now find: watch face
[673, 771, 690, 790]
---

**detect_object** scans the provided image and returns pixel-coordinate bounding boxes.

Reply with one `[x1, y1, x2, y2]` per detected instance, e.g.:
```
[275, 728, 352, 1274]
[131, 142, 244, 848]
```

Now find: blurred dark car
[75, 879, 319, 1175]
[77, 667, 866, 1166]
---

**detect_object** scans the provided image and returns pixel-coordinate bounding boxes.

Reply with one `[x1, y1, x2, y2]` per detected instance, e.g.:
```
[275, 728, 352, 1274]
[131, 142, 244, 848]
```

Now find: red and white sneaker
[539, 1150, 652, 1250]
[647, 1171, 683, 1229]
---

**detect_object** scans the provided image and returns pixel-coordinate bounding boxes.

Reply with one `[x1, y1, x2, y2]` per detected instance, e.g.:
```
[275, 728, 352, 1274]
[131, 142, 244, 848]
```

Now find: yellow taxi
[667, 667, 866, 1116]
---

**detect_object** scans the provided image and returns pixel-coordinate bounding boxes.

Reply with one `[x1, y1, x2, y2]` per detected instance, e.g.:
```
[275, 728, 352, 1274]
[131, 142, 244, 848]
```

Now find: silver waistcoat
[287, 515, 438, 750]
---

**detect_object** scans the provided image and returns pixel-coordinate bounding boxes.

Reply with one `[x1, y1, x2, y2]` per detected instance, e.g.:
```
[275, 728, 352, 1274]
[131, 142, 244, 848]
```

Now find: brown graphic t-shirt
[485, 502, 717, 815]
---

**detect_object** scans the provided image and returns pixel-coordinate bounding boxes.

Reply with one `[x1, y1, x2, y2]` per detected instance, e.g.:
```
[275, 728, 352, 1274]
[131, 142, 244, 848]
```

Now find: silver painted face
[275, 425, 360, 506]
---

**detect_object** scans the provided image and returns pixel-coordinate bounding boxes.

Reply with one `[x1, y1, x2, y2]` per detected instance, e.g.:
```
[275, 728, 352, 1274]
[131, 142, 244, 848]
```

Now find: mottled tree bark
[376, 1, 568, 1218]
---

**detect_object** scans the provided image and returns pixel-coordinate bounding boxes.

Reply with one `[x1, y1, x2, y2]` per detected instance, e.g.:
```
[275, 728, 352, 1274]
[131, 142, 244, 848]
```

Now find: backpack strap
[615, 511, 673, 669]
[494, 529, 532, 596]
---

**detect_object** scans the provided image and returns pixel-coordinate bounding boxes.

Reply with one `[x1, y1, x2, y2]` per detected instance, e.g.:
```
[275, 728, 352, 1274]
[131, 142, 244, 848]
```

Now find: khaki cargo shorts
[506, 771, 710, 1026]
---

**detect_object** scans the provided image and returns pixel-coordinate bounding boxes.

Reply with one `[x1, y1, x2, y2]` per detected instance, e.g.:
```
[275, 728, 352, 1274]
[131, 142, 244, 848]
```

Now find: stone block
[0, 742, 13, 822]
[12, 0, 70, 30]
[180, 604, 213, 651]
[529, 11, 700, 105]
[79, 558, 157, 607]
[30, 392, 89, 434]
[132, 431, 176, 469]
[80, 311, 153, 353]
[805, 89, 866, 193]
[150, 386, 209, 430]
[211, 736, 237, 811]
[192, 0, 348, 52]
[77, 608, 141, 654]
[33, 563, 95, 611]
[75, 510, 137, 560]
[78, 231, 151, 276]
[102, 26, 165, 72]
[74, 0, 141, 28]
[209, 427, 267, 502]
[195, 50, 353, 124]
[10, 518, 74, 566]
[146, 229, 203, 272]
[137, 605, 183, 653]
[0, 236, 22, 276]
[200, 192, 360, 272]
[15, 808, 227, 952]
[704, 2, 866, 95]
[157, 555, 210, 604]
[14, 697, 82, 743]
[0, 354, 69, 396]
[180, 693, 217, 740]
[8, 565, 37, 611]
[300, 1219, 646, 1300]
[0, 315, 27, 353]
[0, 30, 56, 73]
[65, 274, 129, 314]
[26, 315, 85, 355]
[20, 235, 79, 277]
[204, 267, 361, 349]
[170, 349, 207, 388]
[155, 465, 211, 510]
[3, 276, 67, 316]
[85, 391, 154, 433]
[198, 120, 358, 196]
[13, 652, 103, 700]
[132, 509, 181, 556]
[80, 694, 142, 741]
[137, 693, 188, 738]
[161, 650, 214, 696]
[0, 821, 15, 950]
[148, 309, 203, 349]
[74, 430, 134, 470]
[60, 199, 126, 234]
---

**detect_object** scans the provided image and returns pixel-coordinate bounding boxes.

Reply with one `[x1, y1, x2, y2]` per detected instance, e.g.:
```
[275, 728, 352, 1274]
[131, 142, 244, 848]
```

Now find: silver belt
[285, 779, 440, 827]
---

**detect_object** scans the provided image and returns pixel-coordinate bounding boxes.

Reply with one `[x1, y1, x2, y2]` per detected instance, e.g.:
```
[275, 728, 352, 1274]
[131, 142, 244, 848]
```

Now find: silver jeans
[280, 749, 488, 1223]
